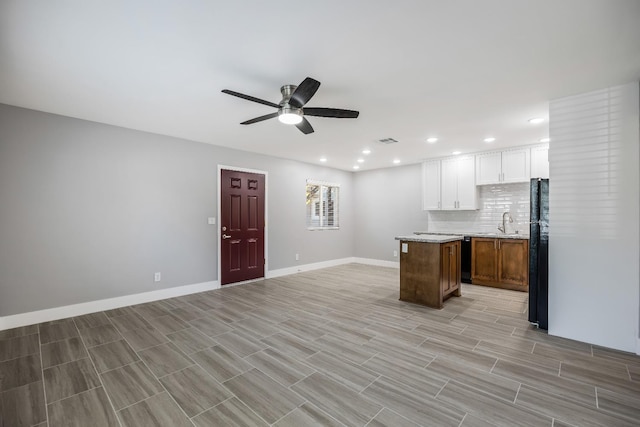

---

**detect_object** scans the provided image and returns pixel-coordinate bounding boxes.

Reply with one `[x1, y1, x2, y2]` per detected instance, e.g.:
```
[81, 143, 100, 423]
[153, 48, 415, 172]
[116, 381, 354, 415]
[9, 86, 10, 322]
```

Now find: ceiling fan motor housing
[279, 85, 297, 105]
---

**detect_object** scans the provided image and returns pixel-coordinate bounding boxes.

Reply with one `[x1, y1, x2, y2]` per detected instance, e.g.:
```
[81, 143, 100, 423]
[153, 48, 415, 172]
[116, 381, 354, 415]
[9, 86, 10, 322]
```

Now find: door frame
[217, 165, 268, 286]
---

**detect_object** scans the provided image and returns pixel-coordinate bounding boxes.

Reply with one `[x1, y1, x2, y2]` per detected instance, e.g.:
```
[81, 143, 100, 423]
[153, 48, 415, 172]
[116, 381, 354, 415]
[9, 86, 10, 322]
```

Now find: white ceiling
[1, 1, 639, 171]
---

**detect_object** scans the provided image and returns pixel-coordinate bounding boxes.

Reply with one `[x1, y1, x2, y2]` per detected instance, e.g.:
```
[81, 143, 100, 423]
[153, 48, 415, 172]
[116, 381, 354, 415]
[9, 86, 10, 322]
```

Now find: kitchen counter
[395, 234, 463, 243]
[414, 231, 529, 240]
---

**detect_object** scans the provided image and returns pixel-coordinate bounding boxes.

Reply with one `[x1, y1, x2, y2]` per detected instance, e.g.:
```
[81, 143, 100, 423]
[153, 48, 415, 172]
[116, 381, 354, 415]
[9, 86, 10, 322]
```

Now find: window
[306, 180, 339, 229]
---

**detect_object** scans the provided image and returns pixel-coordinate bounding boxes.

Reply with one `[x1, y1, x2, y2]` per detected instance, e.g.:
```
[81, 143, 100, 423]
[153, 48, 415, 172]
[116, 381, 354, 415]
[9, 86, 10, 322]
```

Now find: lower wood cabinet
[399, 240, 461, 309]
[471, 238, 529, 291]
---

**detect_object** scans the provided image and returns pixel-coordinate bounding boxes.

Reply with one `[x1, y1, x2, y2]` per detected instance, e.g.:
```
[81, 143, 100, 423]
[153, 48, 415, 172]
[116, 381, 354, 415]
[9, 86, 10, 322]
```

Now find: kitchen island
[414, 231, 529, 291]
[395, 234, 463, 309]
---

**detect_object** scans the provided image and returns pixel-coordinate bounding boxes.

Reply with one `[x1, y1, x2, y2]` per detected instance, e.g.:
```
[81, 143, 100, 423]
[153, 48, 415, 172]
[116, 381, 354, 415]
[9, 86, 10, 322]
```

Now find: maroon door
[220, 169, 265, 285]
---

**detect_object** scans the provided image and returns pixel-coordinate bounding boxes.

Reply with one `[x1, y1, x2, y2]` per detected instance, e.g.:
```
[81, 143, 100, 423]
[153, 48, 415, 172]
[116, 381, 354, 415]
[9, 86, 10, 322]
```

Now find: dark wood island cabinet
[396, 235, 462, 309]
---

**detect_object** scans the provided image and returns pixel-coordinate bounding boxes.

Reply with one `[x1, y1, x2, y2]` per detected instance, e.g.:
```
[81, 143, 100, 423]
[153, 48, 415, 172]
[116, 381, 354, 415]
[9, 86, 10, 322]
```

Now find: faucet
[497, 211, 513, 233]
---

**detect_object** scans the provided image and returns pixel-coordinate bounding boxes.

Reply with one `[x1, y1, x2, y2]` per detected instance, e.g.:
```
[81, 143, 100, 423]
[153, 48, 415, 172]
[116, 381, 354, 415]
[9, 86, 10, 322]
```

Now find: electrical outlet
[207, 217, 215, 225]
[154, 272, 161, 282]
[393, 250, 398, 257]
[295, 253, 300, 261]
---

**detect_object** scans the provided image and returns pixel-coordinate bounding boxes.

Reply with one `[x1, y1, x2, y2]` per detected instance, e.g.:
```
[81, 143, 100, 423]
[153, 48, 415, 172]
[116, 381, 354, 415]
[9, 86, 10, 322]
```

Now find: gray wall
[0, 104, 353, 316]
[353, 164, 429, 261]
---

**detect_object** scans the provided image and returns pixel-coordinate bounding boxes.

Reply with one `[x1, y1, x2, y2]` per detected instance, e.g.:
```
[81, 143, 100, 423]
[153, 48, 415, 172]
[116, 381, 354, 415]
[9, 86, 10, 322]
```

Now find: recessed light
[319, 157, 327, 162]
[392, 159, 401, 164]
[528, 117, 544, 124]
[362, 149, 371, 155]
[483, 137, 496, 143]
[426, 137, 438, 143]
[357, 158, 364, 163]
[539, 137, 550, 143]
[353, 165, 360, 170]
[452, 151, 461, 155]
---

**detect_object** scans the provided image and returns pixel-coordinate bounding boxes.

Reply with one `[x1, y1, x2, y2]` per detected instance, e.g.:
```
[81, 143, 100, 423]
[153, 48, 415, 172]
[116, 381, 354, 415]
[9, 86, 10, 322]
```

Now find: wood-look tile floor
[1, 263, 639, 426]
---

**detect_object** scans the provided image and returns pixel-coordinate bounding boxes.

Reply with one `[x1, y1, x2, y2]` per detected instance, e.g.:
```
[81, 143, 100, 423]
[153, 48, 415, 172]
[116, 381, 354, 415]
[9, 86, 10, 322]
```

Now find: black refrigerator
[529, 178, 549, 329]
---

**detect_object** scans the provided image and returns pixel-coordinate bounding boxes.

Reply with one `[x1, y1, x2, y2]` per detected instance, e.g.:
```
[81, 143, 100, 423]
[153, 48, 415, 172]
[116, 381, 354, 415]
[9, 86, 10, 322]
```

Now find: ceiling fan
[221, 77, 359, 134]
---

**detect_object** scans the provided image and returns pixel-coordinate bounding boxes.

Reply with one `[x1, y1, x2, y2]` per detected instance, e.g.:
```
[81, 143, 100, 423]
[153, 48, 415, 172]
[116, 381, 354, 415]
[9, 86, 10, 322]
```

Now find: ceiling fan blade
[303, 107, 360, 119]
[295, 117, 314, 134]
[222, 89, 280, 109]
[289, 77, 320, 108]
[240, 112, 279, 125]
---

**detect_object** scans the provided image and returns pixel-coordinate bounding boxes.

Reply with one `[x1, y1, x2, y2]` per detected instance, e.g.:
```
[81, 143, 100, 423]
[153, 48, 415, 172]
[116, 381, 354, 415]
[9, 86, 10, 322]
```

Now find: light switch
[401, 243, 408, 253]
[208, 217, 216, 225]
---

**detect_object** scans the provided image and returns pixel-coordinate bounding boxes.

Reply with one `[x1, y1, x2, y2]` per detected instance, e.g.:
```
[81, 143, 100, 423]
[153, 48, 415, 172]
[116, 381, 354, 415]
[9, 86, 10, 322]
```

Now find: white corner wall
[548, 82, 640, 353]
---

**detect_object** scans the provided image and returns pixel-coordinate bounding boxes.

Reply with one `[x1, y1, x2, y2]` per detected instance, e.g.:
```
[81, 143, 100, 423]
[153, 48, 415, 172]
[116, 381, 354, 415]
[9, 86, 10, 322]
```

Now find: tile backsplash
[427, 182, 530, 234]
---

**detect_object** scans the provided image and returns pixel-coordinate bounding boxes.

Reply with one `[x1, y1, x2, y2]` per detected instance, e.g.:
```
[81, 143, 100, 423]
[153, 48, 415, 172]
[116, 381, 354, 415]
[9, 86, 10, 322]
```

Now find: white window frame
[306, 180, 340, 230]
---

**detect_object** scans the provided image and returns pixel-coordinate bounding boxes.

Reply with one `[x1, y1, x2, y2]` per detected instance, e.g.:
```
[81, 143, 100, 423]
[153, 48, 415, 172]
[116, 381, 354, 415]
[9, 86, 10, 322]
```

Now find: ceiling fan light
[278, 108, 303, 125]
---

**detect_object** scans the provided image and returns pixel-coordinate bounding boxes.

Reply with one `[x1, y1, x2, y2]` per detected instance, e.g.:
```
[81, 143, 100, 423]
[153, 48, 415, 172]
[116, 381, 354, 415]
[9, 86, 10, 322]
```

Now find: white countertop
[395, 234, 463, 243]
[413, 231, 529, 240]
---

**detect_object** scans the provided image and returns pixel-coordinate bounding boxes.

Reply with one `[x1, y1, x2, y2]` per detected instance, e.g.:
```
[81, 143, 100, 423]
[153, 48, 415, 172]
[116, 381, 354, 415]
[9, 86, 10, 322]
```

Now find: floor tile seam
[187, 395, 235, 421]
[267, 400, 311, 426]
[37, 332, 81, 346]
[155, 362, 200, 381]
[0, 331, 40, 346]
[513, 382, 522, 404]
[113, 390, 195, 427]
[356, 373, 382, 397]
[433, 378, 450, 400]
[362, 406, 385, 427]
[74, 321, 125, 427]
[81, 335, 125, 350]
[0, 347, 42, 364]
[472, 345, 554, 372]
[42, 355, 95, 372]
[243, 349, 316, 380]
[363, 370, 444, 401]
[592, 388, 640, 425]
[514, 380, 606, 415]
[231, 360, 311, 397]
[489, 357, 499, 373]
[556, 364, 640, 395]
[124, 349, 197, 426]
[125, 337, 172, 353]
[513, 386, 639, 427]
[37, 329, 50, 427]
[496, 360, 606, 399]
[286, 369, 318, 390]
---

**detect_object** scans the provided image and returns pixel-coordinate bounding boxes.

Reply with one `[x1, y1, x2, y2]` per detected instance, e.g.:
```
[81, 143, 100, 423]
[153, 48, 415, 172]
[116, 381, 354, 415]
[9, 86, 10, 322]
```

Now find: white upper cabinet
[456, 156, 477, 209]
[476, 148, 531, 185]
[422, 160, 441, 210]
[530, 144, 549, 179]
[440, 156, 477, 210]
[475, 152, 502, 185]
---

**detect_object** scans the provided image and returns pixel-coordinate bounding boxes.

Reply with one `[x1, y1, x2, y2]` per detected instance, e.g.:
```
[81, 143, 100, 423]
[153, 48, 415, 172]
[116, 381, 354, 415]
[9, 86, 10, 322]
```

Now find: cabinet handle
[494, 240, 496, 249]
[498, 240, 501, 249]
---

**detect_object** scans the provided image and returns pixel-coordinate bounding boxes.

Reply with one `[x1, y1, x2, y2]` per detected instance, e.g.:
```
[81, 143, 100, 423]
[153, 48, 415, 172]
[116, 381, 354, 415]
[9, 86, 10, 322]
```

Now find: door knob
[222, 234, 231, 239]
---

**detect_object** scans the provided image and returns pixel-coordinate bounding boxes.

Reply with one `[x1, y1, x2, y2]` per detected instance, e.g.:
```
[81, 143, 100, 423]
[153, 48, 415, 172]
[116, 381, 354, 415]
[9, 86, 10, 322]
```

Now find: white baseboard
[0, 257, 399, 331]
[0, 280, 219, 331]
[266, 256, 399, 279]
[266, 257, 356, 279]
[352, 257, 400, 268]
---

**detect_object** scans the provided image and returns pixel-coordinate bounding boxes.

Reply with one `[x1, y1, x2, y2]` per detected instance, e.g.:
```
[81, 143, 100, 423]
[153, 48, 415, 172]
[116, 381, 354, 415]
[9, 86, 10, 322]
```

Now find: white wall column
[548, 82, 640, 353]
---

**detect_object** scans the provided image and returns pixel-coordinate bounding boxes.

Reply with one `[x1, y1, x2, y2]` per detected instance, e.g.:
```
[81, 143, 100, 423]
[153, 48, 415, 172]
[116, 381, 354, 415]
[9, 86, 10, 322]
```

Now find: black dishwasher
[461, 236, 472, 284]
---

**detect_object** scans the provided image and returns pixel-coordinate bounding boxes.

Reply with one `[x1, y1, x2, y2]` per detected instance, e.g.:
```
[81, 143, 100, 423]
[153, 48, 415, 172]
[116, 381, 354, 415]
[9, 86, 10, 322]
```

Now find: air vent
[377, 138, 398, 144]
